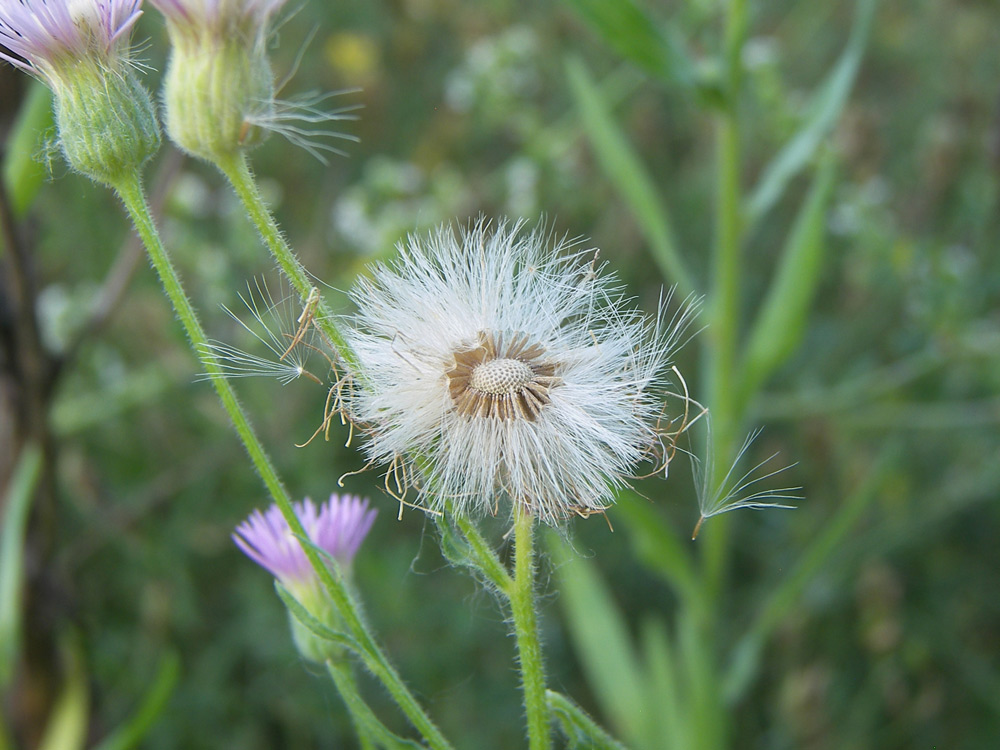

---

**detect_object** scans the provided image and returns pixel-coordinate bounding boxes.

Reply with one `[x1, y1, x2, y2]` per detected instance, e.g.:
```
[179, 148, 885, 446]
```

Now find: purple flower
[233, 495, 377, 586]
[0, 0, 143, 79]
[149, 0, 287, 35]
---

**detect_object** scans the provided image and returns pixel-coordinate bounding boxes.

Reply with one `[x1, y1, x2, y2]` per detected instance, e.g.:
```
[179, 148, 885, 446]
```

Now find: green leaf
[678, 610, 726, 750]
[547, 690, 628, 750]
[745, 0, 877, 226]
[639, 618, 688, 750]
[0, 444, 42, 688]
[741, 148, 837, 403]
[275, 582, 357, 651]
[723, 443, 897, 704]
[38, 631, 90, 750]
[566, 56, 696, 298]
[326, 659, 425, 750]
[615, 491, 700, 608]
[2, 82, 54, 218]
[561, 0, 696, 89]
[92, 651, 181, 750]
[548, 534, 647, 748]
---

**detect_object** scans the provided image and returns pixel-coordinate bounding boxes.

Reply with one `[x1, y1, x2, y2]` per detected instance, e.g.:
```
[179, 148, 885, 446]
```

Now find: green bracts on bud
[162, 40, 274, 163]
[54, 65, 161, 186]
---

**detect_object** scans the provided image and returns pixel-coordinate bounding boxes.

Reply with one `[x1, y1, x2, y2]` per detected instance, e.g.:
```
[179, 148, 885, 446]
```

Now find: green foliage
[2, 0, 999, 748]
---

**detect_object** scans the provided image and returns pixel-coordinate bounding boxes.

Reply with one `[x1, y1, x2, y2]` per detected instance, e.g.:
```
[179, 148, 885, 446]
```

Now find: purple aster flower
[0, 0, 143, 81]
[233, 495, 377, 587]
[149, 0, 286, 38]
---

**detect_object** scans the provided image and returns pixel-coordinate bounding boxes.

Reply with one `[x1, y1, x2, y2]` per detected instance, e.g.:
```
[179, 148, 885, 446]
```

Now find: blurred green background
[2, 0, 998, 748]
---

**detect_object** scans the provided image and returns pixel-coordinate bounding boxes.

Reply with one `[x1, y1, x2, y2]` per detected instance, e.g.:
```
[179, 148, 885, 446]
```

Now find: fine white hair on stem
[343, 217, 701, 524]
[692, 426, 800, 539]
[245, 90, 361, 163]
[198, 278, 325, 385]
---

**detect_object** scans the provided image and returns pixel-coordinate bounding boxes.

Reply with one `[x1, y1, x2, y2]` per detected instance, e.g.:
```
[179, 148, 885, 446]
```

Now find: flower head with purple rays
[0, 0, 143, 80]
[150, 0, 286, 37]
[233, 495, 377, 586]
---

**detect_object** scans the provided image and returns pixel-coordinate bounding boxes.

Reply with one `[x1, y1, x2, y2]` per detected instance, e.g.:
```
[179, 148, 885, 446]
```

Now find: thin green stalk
[215, 152, 357, 371]
[113, 172, 292, 514]
[508, 509, 551, 750]
[703, 0, 748, 605]
[112, 172, 451, 750]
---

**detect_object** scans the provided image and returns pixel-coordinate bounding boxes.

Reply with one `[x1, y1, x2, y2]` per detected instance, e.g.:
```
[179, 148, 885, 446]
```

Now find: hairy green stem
[508, 510, 551, 750]
[114, 172, 292, 511]
[216, 152, 358, 372]
[113, 172, 450, 750]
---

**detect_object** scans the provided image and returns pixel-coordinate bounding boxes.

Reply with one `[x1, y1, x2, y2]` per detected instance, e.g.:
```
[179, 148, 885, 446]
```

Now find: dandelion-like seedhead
[344, 219, 700, 524]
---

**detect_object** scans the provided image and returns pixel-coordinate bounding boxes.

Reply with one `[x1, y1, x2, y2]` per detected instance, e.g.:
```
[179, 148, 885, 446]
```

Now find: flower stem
[113, 171, 291, 511]
[215, 152, 358, 371]
[112, 171, 451, 750]
[508, 509, 551, 750]
[703, 0, 748, 606]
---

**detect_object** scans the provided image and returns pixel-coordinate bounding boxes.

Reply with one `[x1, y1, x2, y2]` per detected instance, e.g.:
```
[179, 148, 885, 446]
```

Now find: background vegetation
[1, 0, 998, 748]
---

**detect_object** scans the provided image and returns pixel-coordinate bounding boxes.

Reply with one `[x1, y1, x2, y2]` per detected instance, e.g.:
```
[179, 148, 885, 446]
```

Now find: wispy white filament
[344, 219, 700, 524]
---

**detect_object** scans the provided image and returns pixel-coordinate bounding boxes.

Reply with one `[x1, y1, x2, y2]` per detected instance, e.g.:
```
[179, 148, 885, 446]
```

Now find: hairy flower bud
[55, 63, 161, 184]
[152, 0, 285, 162]
[1, 0, 161, 184]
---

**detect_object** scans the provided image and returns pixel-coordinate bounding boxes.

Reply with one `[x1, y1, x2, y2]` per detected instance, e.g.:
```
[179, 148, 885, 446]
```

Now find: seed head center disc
[469, 358, 535, 395]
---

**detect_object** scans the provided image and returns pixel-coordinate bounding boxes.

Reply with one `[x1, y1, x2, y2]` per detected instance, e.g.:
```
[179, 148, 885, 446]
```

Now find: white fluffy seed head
[343, 218, 699, 524]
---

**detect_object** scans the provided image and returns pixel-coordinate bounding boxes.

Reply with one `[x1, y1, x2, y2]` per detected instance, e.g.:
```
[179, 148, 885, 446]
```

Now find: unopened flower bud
[152, 0, 285, 162]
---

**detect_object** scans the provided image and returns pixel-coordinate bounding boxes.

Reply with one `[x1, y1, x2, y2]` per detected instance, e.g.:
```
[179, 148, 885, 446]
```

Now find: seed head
[344, 219, 699, 524]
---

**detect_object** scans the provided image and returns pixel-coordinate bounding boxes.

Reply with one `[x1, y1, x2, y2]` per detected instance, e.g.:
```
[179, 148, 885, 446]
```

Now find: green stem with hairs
[112, 171, 451, 750]
[506, 509, 551, 750]
[215, 152, 357, 371]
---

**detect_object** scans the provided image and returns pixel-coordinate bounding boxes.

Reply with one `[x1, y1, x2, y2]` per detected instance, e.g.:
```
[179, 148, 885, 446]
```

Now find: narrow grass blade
[745, 0, 877, 226]
[639, 618, 688, 750]
[38, 631, 89, 750]
[561, 0, 696, 89]
[92, 651, 181, 750]
[0, 444, 42, 687]
[566, 56, 696, 298]
[723, 443, 898, 704]
[615, 491, 700, 608]
[741, 148, 837, 403]
[548, 533, 647, 748]
[2, 81, 53, 219]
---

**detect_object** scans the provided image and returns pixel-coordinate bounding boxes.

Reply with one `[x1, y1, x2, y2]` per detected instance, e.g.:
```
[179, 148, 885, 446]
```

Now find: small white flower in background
[344, 219, 700, 524]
